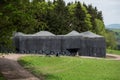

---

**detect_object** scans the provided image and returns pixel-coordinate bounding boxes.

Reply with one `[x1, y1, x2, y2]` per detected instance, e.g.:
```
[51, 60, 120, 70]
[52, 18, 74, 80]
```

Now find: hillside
[106, 24, 120, 29]
[107, 28, 120, 49]
[112, 29, 120, 39]
[106, 24, 120, 49]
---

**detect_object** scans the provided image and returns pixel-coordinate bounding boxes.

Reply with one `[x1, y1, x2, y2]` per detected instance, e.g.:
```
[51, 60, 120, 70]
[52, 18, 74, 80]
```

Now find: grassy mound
[19, 56, 120, 80]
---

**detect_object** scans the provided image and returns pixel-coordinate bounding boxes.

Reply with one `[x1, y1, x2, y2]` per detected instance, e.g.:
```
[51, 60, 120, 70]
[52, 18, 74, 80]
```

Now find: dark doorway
[67, 48, 79, 56]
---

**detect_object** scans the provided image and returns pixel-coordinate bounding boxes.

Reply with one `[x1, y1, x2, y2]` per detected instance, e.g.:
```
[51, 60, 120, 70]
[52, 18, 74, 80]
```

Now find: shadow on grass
[0, 73, 6, 80]
[27, 68, 62, 80]
[45, 74, 62, 80]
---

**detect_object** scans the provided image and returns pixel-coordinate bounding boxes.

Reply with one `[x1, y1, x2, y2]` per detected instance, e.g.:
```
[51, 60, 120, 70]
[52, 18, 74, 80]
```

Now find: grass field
[0, 73, 5, 80]
[19, 56, 120, 80]
[107, 49, 120, 55]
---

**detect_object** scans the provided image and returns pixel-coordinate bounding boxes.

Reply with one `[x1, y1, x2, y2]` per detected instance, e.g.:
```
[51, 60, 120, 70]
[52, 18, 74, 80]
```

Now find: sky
[64, 0, 120, 25]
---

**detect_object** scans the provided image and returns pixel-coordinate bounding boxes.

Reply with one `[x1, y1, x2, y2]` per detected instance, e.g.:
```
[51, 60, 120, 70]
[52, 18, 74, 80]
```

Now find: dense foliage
[107, 29, 120, 49]
[112, 29, 120, 49]
[19, 56, 120, 80]
[107, 49, 120, 55]
[0, 0, 115, 52]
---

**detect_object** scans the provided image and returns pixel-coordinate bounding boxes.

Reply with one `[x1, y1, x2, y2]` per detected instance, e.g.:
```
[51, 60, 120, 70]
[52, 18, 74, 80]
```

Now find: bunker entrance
[67, 48, 79, 56]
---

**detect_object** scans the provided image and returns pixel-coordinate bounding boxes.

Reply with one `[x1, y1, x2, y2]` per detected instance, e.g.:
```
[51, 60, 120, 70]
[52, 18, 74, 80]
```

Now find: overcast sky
[64, 0, 120, 25]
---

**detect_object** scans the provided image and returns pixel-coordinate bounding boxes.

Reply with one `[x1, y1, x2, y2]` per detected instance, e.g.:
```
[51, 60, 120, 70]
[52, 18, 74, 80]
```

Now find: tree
[73, 2, 92, 32]
[32, 0, 45, 3]
[94, 19, 105, 35]
[0, 0, 16, 52]
[49, 0, 69, 34]
[105, 30, 117, 49]
[0, 0, 35, 52]
[0, 0, 115, 51]
[97, 11, 103, 21]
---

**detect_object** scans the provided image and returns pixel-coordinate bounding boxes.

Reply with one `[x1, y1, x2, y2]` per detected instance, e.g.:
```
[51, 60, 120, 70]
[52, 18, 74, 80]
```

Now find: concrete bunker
[13, 30, 106, 57]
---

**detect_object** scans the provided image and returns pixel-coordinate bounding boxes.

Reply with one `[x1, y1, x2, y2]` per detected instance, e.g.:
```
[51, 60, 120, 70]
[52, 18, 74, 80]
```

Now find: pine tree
[74, 2, 92, 32]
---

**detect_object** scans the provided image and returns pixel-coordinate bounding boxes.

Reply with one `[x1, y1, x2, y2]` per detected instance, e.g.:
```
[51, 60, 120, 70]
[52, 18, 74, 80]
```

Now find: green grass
[0, 73, 5, 80]
[18, 56, 120, 80]
[107, 49, 120, 55]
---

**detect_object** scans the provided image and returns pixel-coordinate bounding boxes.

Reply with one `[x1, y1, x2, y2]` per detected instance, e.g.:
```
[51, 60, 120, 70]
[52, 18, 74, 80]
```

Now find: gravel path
[106, 54, 120, 60]
[0, 53, 120, 80]
[0, 54, 40, 80]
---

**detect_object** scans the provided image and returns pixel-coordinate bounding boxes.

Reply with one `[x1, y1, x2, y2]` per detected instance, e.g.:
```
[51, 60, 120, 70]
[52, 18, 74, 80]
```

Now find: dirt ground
[0, 53, 120, 80]
[81, 54, 120, 60]
[0, 54, 40, 80]
[106, 54, 120, 60]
